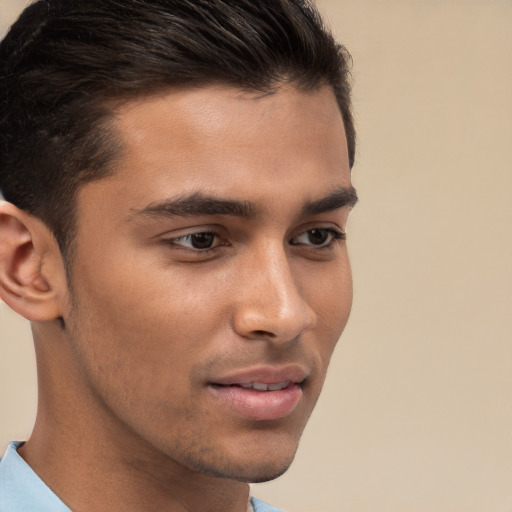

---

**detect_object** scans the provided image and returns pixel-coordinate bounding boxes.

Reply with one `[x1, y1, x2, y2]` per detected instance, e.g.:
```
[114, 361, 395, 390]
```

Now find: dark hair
[0, 0, 355, 257]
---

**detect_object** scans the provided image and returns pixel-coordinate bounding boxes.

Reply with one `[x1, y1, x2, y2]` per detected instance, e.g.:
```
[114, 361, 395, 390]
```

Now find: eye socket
[171, 231, 219, 250]
[291, 228, 345, 248]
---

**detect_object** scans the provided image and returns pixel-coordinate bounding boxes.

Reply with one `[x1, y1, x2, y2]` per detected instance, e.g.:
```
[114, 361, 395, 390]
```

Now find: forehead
[78, 84, 351, 217]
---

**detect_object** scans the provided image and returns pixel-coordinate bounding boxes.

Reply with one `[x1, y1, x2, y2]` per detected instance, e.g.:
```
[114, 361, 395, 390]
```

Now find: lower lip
[209, 384, 303, 421]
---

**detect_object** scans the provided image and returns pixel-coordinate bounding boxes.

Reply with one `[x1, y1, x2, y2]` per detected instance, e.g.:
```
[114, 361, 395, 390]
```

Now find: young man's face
[63, 84, 355, 482]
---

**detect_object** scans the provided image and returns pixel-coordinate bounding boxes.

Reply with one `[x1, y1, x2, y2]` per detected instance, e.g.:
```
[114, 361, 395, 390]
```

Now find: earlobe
[0, 201, 65, 322]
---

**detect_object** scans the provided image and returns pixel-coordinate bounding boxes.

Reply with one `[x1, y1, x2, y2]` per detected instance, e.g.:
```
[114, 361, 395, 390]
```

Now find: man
[0, 0, 357, 510]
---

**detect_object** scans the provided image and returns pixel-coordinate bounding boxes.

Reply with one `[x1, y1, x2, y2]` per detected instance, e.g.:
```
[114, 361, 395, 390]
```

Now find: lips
[208, 365, 307, 421]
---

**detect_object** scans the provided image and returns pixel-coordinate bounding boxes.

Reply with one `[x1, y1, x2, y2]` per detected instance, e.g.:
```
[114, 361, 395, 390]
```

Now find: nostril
[252, 329, 275, 338]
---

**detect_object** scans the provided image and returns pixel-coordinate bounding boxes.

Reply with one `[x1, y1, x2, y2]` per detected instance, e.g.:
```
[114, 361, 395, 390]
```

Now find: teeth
[238, 381, 291, 391]
[268, 381, 290, 391]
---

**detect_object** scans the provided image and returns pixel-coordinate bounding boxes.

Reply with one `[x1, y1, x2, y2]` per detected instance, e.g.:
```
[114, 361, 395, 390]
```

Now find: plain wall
[1, 1, 511, 511]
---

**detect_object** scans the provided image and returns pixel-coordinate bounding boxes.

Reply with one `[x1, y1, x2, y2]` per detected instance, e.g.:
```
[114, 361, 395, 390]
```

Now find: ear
[0, 201, 67, 322]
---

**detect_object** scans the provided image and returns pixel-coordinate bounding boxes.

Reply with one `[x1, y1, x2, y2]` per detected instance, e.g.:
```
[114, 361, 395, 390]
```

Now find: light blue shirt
[0, 441, 284, 512]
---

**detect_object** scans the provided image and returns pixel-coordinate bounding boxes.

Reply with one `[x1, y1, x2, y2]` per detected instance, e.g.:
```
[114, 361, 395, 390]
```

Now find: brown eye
[291, 228, 345, 248]
[307, 229, 329, 245]
[189, 232, 216, 249]
[170, 231, 219, 250]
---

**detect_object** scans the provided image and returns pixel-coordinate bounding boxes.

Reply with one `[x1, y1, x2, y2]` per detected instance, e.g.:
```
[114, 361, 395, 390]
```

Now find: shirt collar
[0, 441, 70, 512]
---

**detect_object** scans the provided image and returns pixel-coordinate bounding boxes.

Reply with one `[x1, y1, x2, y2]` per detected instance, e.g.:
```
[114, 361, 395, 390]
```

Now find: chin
[199, 456, 295, 484]
[191, 440, 299, 484]
[245, 463, 293, 484]
[159, 416, 307, 484]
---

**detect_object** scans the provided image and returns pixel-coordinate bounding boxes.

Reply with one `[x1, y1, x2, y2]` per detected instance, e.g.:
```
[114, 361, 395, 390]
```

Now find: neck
[22, 406, 250, 512]
[21, 329, 251, 512]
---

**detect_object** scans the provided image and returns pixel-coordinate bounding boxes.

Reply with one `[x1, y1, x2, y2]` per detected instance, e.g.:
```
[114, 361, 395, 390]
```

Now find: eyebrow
[133, 186, 358, 221]
[301, 187, 358, 216]
[134, 193, 256, 219]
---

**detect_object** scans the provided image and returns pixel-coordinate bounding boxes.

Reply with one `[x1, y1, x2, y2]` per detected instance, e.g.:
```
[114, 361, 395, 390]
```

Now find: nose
[232, 244, 316, 342]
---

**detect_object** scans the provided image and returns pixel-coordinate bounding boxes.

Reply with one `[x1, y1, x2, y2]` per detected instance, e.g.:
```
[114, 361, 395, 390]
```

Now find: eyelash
[164, 228, 346, 253]
[290, 228, 346, 248]
[168, 231, 223, 253]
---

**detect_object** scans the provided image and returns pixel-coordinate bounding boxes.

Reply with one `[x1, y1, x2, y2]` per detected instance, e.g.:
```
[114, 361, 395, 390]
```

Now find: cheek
[308, 257, 353, 322]
[67, 254, 233, 400]
[306, 259, 353, 362]
[72, 245, 224, 335]
[66, 285, 205, 443]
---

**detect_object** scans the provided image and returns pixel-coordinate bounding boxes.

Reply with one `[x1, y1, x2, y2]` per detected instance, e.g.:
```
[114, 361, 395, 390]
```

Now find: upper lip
[210, 364, 309, 386]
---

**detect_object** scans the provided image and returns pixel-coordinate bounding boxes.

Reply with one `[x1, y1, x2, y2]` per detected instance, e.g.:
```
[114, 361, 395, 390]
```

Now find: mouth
[224, 381, 294, 391]
[208, 366, 307, 421]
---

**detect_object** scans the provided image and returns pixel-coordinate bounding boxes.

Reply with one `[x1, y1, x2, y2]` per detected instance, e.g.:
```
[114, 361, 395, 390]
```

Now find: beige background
[1, 0, 511, 511]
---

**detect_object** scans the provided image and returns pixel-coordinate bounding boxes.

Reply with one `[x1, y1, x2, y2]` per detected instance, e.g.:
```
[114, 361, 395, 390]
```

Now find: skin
[0, 84, 355, 512]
